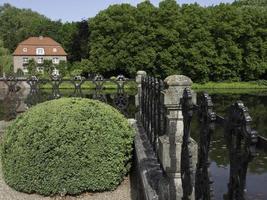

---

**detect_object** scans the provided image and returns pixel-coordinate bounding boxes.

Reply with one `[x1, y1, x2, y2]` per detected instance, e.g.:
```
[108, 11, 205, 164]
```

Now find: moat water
[193, 89, 267, 200]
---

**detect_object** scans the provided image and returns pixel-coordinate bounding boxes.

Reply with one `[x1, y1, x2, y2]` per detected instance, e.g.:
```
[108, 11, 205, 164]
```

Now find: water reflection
[0, 88, 137, 121]
[192, 90, 267, 200]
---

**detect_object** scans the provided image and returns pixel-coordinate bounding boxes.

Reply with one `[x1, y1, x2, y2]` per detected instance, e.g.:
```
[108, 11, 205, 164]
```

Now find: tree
[26, 59, 37, 76]
[41, 60, 54, 76]
[69, 20, 89, 62]
[57, 22, 78, 61]
[88, 4, 138, 77]
[0, 39, 12, 76]
[233, 0, 267, 7]
[56, 60, 68, 77]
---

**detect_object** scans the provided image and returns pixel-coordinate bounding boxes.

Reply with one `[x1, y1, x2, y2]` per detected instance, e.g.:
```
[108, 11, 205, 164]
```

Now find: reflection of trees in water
[92, 90, 107, 103]
[110, 92, 129, 117]
[3, 91, 21, 121]
[211, 94, 267, 138]
[192, 93, 267, 175]
[0, 88, 137, 120]
[188, 92, 267, 200]
[24, 90, 50, 107]
[193, 119, 267, 174]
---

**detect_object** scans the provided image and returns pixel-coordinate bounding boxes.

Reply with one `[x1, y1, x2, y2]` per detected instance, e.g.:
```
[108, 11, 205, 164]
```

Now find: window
[52, 68, 59, 76]
[22, 57, 29, 64]
[22, 65, 27, 70]
[37, 57, 43, 64]
[36, 48, 45, 55]
[52, 57, 59, 64]
[37, 66, 44, 72]
[53, 48, 57, 53]
[22, 65, 28, 73]
[23, 48, 27, 53]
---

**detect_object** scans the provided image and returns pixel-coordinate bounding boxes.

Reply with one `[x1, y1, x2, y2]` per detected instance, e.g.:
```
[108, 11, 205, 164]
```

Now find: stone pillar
[135, 70, 147, 108]
[158, 75, 194, 200]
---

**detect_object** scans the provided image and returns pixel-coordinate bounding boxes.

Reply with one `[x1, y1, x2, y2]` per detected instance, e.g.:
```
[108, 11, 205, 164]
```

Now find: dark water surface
[193, 89, 267, 200]
[0, 88, 137, 120]
[1, 88, 267, 199]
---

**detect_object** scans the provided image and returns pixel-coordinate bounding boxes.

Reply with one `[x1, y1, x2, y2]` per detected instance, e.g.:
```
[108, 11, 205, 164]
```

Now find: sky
[0, 0, 235, 22]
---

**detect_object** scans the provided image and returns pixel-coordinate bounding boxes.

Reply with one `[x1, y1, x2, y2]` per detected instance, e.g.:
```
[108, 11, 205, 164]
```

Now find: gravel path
[0, 120, 137, 200]
[0, 169, 134, 200]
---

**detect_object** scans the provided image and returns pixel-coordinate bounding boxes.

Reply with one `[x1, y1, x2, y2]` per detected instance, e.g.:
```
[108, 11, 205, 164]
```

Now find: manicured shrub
[1, 98, 134, 196]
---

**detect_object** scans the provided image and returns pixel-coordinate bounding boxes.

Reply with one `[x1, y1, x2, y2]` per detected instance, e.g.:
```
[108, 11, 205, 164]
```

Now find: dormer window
[53, 48, 57, 53]
[36, 48, 45, 55]
[23, 48, 27, 53]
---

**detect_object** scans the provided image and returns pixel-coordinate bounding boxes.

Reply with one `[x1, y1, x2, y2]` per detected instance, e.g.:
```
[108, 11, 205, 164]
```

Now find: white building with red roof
[13, 36, 67, 73]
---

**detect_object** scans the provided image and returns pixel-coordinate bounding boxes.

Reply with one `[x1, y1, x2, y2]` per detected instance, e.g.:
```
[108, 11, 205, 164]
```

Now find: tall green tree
[88, 4, 138, 77]
[0, 39, 12, 76]
[69, 20, 89, 62]
[233, 0, 267, 6]
[0, 4, 59, 51]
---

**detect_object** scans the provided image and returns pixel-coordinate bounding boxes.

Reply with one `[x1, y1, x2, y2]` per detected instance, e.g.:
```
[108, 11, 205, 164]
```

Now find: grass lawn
[192, 81, 267, 89]
[39, 80, 137, 90]
[38, 80, 267, 91]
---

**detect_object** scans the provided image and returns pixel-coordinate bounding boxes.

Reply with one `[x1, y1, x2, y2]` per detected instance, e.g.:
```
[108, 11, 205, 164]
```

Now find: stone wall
[135, 71, 198, 200]
[132, 118, 163, 200]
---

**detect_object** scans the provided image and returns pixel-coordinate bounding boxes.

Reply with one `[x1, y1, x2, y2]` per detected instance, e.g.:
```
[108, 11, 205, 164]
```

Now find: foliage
[0, 4, 61, 52]
[0, 39, 12, 75]
[69, 68, 83, 77]
[68, 20, 89, 62]
[233, 0, 267, 7]
[25, 59, 37, 76]
[87, 0, 267, 82]
[57, 22, 78, 60]
[56, 60, 68, 77]
[1, 98, 134, 195]
[1, 1, 267, 82]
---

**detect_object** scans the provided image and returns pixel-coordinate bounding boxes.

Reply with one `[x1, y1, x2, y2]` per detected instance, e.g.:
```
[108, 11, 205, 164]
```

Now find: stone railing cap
[164, 75, 193, 86]
[137, 71, 147, 76]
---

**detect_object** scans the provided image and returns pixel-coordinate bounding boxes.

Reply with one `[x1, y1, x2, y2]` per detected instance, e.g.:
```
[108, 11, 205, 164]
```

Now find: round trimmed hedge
[1, 98, 134, 196]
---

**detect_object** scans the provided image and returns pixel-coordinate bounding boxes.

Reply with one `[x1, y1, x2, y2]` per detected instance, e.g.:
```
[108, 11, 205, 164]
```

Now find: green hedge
[1, 98, 134, 196]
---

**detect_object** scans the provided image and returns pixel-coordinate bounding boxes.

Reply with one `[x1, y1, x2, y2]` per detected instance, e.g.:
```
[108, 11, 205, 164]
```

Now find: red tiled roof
[13, 36, 67, 56]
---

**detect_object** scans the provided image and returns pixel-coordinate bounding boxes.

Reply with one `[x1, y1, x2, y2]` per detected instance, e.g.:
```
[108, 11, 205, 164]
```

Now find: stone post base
[158, 136, 198, 200]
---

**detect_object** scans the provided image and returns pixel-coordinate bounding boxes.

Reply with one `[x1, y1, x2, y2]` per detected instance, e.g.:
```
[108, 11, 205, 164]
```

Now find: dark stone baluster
[50, 74, 62, 99]
[93, 74, 105, 91]
[4, 76, 19, 93]
[116, 75, 126, 93]
[71, 76, 85, 97]
[159, 79, 165, 136]
[150, 77, 155, 144]
[153, 78, 160, 151]
[195, 92, 216, 200]
[225, 101, 258, 200]
[27, 76, 39, 94]
[181, 87, 194, 200]
[141, 76, 145, 124]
